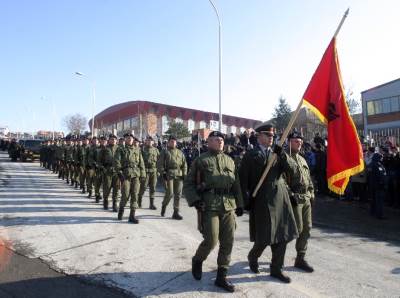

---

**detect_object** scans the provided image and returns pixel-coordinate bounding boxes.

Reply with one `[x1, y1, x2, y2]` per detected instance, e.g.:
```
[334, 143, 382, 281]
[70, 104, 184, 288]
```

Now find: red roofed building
[90, 100, 261, 138]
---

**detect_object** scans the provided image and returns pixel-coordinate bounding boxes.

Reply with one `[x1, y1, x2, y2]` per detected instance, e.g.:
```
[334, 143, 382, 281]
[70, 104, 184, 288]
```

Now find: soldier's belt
[206, 188, 232, 195]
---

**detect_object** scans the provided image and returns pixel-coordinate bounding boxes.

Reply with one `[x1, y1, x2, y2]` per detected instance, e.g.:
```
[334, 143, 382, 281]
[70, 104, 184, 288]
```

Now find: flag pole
[251, 8, 350, 198]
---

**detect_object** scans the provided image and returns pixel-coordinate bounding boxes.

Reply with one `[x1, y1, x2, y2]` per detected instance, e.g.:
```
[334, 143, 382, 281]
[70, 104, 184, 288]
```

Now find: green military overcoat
[239, 145, 298, 245]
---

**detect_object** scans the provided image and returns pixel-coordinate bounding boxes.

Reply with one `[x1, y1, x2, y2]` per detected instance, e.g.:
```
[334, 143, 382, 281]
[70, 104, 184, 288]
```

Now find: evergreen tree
[165, 120, 190, 139]
[273, 96, 292, 132]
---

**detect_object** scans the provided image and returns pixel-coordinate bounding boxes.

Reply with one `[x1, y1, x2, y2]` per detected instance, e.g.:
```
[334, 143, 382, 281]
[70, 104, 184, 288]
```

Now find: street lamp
[75, 72, 96, 138]
[208, 0, 222, 132]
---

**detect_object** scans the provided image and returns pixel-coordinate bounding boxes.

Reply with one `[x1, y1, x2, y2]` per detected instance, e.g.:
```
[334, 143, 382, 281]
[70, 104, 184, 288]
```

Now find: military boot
[294, 254, 314, 273]
[87, 190, 92, 198]
[172, 210, 183, 220]
[81, 186, 86, 194]
[149, 198, 157, 210]
[192, 257, 203, 280]
[128, 210, 139, 224]
[161, 205, 166, 217]
[74, 181, 78, 189]
[103, 199, 109, 210]
[248, 256, 260, 274]
[137, 198, 142, 209]
[270, 268, 291, 283]
[66, 178, 69, 184]
[112, 201, 118, 212]
[95, 195, 101, 203]
[214, 267, 235, 292]
[117, 207, 124, 220]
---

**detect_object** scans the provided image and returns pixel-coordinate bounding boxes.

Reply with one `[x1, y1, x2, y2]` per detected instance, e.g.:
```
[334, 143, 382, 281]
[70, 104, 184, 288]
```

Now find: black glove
[273, 145, 283, 156]
[235, 207, 244, 217]
[244, 202, 252, 211]
[193, 200, 205, 211]
[290, 193, 300, 206]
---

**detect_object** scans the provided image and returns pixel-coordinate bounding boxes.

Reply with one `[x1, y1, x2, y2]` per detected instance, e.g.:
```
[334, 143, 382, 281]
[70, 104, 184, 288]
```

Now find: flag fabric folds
[302, 37, 364, 194]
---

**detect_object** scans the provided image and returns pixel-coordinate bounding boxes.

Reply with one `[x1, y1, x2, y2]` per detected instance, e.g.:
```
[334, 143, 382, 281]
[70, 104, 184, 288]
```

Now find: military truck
[19, 139, 42, 162]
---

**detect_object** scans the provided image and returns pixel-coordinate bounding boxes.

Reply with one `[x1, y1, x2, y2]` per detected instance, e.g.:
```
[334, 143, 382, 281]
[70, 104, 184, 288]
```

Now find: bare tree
[345, 88, 361, 115]
[62, 113, 88, 135]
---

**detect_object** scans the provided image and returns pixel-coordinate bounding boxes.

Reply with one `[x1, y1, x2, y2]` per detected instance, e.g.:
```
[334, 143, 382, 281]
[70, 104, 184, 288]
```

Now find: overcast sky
[1, 0, 399, 133]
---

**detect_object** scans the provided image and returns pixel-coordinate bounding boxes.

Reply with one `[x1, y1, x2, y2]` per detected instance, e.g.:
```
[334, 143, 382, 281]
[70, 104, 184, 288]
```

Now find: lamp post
[75, 72, 96, 138]
[208, 0, 222, 132]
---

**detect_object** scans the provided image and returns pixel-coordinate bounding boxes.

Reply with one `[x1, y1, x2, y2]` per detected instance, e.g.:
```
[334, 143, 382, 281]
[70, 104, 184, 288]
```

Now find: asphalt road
[0, 152, 399, 297]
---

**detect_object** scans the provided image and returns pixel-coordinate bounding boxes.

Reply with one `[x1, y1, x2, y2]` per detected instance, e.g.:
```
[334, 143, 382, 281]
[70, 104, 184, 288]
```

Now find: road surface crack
[40, 236, 114, 257]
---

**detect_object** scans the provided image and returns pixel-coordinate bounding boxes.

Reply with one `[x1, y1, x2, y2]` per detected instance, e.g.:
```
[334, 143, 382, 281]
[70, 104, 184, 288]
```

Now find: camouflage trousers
[103, 173, 120, 204]
[86, 168, 101, 196]
[78, 166, 86, 189]
[292, 200, 312, 255]
[162, 178, 183, 212]
[138, 171, 158, 207]
[120, 177, 140, 211]
[193, 210, 236, 269]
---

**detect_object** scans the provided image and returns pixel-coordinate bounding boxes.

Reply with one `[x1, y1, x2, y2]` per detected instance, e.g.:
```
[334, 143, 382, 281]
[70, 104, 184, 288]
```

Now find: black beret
[91, 136, 97, 140]
[123, 133, 134, 138]
[255, 122, 275, 134]
[208, 131, 225, 140]
[169, 135, 177, 141]
[109, 134, 117, 139]
[146, 136, 154, 141]
[99, 136, 106, 141]
[119, 137, 124, 141]
[288, 131, 303, 140]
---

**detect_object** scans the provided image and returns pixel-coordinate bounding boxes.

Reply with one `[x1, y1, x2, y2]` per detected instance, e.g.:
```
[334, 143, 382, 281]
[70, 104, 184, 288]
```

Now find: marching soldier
[86, 137, 98, 199]
[285, 131, 315, 273]
[77, 137, 89, 194]
[95, 136, 108, 203]
[99, 134, 120, 211]
[157, 135, 187, 220]
[49, 140, 57, 173]
[64, 137, 74, 184]
[138, 136, 159, 209]
[116, 133, 145, 223]
[72, 138, 81, 188]
[183, 131, 243, 292]
[239, 123, 298, 283]
[55, 139, 65, 178]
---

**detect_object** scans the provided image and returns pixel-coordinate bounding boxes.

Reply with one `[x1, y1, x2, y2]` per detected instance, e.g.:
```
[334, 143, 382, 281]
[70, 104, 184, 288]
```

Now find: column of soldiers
[38, 123, 315, 293]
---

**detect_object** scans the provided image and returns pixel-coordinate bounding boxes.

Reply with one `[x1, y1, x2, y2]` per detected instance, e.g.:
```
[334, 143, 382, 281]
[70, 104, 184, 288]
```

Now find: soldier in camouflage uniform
[138, 136, 159, 210]
[94, 136, 108, 203]
[285, 131, 315, 273]
[55, 139, 65, 178]
[64, 138, 74, 184]
[72, 138, 82, 189]
[116, 133, 145, 223]
[183, 131, 243, 292]
[98, 134, 120, 210]
[157, 135, 187, 220]
[86, 137, 98, 198]
[49, 140, 57, 173]
[77, 137, 89, 194]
